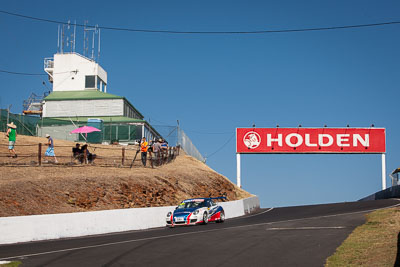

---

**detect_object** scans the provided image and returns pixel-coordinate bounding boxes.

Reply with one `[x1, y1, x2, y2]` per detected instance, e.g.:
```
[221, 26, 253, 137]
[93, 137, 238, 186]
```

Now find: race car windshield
[177, 201, 206, 209]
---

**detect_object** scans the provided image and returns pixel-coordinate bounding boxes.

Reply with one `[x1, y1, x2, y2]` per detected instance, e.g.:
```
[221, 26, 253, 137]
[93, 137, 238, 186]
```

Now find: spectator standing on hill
[153, 139, 162, 165]
[153, 139, 162, 154]
[147, 139, 154, 153]
[44, 134, 58, 163]
[6, 122, 17, 158]
[161, 139, 168, 151]
[140, 137, 148, 166]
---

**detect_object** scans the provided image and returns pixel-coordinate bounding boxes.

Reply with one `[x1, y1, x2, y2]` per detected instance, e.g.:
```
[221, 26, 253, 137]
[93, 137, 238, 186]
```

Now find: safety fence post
[38, 143, 42, 166]
[122, 147, 125, 166]
[149, 151, 154, 168]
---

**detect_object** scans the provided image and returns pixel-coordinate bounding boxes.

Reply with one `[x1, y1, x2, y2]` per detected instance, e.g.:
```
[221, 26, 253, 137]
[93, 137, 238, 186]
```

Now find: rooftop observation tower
[35, 23, 160, 143]
[44, 52, 107, 93]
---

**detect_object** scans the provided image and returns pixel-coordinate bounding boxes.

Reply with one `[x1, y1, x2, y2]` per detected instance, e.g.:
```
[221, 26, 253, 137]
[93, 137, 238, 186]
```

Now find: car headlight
[167, 212, 172, 217]
[193, 209, 199, 215]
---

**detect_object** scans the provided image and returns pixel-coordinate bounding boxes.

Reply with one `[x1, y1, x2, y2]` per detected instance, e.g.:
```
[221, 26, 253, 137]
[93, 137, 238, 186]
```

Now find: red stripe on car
[210, 211, 220, 221]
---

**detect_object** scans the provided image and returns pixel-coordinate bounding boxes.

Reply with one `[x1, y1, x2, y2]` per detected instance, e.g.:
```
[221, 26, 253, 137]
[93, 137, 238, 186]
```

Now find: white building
[44, 52, 107, 92]
[39, 52, 159, 143]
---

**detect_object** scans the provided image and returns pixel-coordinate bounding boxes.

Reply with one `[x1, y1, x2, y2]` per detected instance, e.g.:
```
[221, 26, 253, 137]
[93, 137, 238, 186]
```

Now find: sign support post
[382, 153, 386, 190]
[236, 153, 241, 188]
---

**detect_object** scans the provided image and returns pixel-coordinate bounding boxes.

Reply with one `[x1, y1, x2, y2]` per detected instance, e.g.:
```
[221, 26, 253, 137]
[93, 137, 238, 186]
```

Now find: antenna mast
[61, 24, 65, 53]
[55, 20, 101, 60]
[73, 20, 76, 52]
[97, 27, 101, 62]
[57, 21, 77, 54]
[83, 20, 88, 57]
[83, 22, 101, 62]
[91, 26, 95, 59]
[57, 25, 60, 53]
[66, 20, 70, 52]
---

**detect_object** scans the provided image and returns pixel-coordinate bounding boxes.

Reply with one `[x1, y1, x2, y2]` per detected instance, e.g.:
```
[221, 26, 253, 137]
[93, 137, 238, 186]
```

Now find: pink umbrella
[70, 126, 101, 139]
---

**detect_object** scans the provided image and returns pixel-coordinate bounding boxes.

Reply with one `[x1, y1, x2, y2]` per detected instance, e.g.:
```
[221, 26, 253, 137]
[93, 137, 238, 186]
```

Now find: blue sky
[1, 1, 399, 208]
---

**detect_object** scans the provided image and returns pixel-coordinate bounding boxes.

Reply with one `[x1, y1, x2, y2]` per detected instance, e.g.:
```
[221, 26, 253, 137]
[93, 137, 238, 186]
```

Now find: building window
[85, 75, 96, 88]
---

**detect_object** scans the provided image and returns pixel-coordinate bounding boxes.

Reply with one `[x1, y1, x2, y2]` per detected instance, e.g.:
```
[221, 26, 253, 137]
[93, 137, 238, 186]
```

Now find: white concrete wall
[97, 64, 107, 86]
[219, 199, 245, 219]
[53, 53, 107, 92]
[0, 196, 259, 245]
[43, 99, 124, 117]
[243, 196, 261, 215]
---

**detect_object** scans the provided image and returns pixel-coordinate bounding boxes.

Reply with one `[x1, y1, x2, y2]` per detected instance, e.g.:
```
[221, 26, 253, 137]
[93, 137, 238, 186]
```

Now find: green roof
[41, 116, 161, 137]
[44, 90, 123, 101]
[42, 116, 145, 124]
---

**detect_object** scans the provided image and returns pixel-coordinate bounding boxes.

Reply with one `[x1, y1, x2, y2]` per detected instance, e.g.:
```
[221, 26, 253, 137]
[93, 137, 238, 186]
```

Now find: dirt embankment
[0, 135, 251, 217]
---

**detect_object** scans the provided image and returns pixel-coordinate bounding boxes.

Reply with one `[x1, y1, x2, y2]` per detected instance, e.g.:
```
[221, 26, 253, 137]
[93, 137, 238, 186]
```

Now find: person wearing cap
[161, 139, 168, 151]
[152, 139, 162, 165]
[140, 137, 149, 166]
[44, 134, 58, 163]
[6, 122, 17, 158]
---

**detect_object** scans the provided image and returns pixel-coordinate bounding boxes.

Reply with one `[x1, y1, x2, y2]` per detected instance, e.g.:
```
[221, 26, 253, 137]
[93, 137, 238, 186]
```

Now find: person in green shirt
[6, 122, 17, 158]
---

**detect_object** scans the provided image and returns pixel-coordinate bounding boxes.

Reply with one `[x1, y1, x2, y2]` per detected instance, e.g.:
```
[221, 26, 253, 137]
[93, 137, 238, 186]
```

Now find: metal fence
[153, 125, 205, 163]
[390, 168, 400, 186]
[37, 123, 151, 144]
[0, 142, 179, 168]
[0, 110, 205, 163]
[0, 109, 39, 136]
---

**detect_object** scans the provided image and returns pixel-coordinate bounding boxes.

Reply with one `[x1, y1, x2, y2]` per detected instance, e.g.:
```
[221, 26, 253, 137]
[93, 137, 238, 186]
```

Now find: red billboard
[236, 128, 386, 154]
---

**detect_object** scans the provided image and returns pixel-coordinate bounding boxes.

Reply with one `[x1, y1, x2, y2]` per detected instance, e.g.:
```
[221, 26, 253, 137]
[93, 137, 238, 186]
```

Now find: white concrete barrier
[219, 199, 245, 219]
[0, 196, 259, 245]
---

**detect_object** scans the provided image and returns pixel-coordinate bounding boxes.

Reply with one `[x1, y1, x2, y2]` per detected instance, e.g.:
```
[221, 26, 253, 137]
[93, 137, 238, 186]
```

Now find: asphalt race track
[0, 199, 399, 267]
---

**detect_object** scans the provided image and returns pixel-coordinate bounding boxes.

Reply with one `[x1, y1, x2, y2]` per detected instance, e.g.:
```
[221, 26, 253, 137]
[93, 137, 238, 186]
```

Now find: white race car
[166, 197, 225, 226]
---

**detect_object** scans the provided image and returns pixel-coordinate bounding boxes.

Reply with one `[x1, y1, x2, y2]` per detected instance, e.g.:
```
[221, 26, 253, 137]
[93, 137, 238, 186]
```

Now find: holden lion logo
[243, 131, 261, 149]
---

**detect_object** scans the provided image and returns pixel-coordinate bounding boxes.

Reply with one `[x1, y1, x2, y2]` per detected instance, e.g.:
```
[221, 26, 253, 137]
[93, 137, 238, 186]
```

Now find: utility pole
[176, 120, 180, 147]
[7, 104, 12, 125]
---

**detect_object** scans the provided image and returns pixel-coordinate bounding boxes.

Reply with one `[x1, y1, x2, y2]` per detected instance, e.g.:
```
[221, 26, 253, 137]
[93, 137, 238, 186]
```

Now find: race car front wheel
[202, 212, 208, 225]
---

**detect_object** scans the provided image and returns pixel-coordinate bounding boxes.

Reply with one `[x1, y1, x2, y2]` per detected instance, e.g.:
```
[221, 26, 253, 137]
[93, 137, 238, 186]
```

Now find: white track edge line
[266, 226, 346, 230]
[242, 207, 274, 218]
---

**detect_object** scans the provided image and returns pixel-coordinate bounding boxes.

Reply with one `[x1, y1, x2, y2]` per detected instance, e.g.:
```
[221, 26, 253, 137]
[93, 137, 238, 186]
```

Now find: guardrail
[359, 184, 400, 201]
[0, 196, 259, 245]
[43, 57, 54, 69]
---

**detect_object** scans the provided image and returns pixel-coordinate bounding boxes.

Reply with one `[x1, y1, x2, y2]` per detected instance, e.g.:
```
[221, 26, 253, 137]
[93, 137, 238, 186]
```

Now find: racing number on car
[207, 200, 216, 219]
